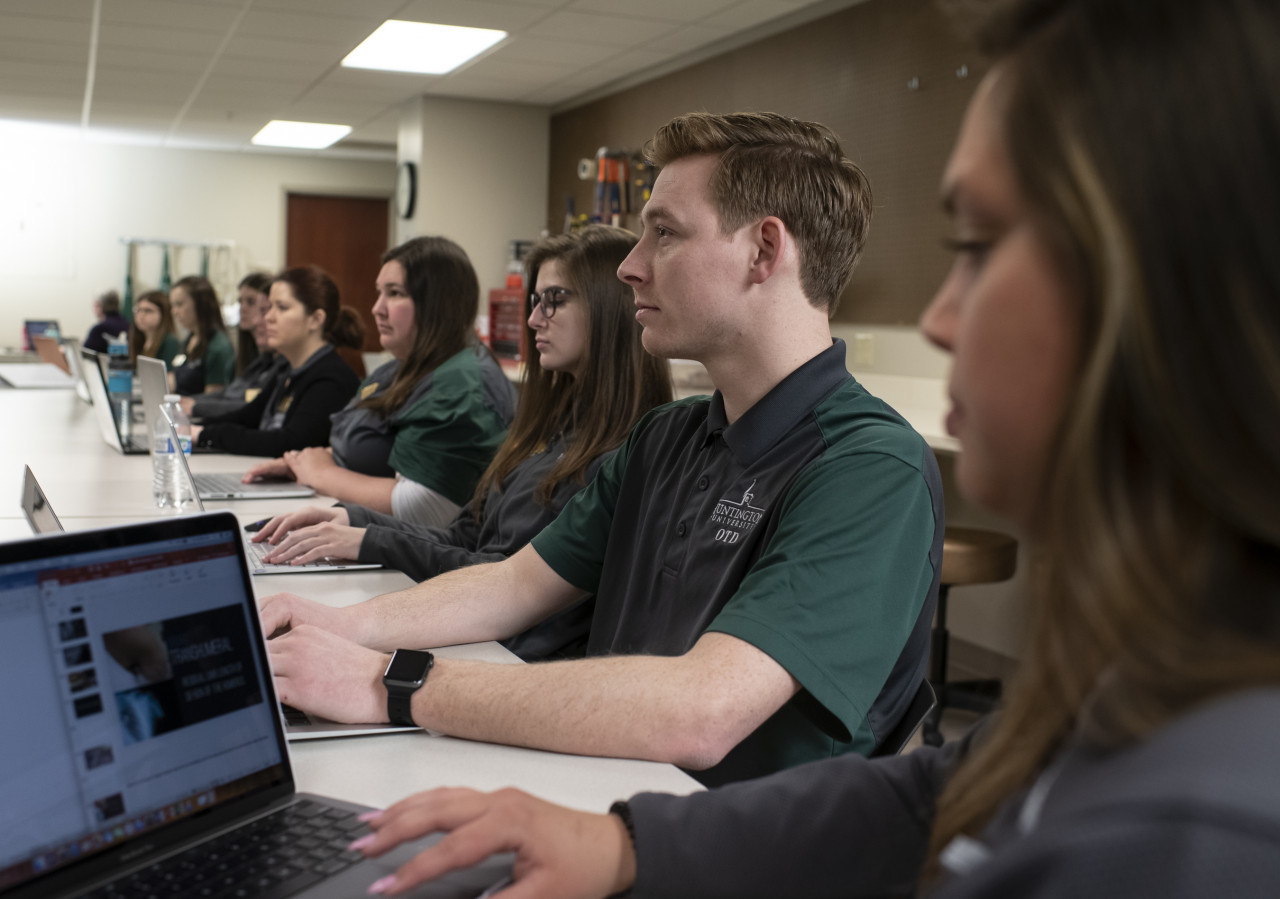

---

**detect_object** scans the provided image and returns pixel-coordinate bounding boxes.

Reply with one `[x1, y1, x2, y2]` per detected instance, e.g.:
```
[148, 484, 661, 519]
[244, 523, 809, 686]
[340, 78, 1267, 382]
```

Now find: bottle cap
[164, 394, 181, 402]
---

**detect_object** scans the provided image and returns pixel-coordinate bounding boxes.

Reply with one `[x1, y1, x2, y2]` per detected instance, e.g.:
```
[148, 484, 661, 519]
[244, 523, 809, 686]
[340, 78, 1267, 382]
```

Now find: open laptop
[22, 318, 60, 350]
[21, 466, 63, 535]
[0, 513, 508, 898]
[161, 407, 379, 577]
[19, 465, 397, 743]
[81, 349, 147, 455]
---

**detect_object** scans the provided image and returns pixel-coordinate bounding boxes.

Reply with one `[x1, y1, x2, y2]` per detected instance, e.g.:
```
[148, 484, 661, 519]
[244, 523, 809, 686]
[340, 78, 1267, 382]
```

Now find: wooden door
[285, 193, 390, 378]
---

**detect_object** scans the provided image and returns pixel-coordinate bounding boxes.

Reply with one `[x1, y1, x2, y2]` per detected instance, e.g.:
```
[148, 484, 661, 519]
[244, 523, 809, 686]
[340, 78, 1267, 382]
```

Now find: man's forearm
[405, 634, 799, 769]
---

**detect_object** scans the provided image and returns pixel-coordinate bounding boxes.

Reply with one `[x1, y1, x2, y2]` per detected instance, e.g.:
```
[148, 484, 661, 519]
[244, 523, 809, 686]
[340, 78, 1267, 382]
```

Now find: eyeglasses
[529, 287, 573, 320]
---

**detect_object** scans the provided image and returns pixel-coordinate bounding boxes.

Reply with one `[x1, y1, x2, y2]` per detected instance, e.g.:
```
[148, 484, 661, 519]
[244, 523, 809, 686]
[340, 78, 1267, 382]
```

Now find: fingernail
[368, 875, 397, 895]
[358, 810, 383, 823]
[348, 833, 376, 851]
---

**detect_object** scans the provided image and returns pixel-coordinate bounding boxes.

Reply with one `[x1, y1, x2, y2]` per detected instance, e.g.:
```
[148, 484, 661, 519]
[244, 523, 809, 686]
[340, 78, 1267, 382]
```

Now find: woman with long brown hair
[243, 236, 517, 527]
[127, 290, 181, 366]
[337, 0, 1280, 895]
[250, 226, 672, 659]
[169, 274, 234, 395]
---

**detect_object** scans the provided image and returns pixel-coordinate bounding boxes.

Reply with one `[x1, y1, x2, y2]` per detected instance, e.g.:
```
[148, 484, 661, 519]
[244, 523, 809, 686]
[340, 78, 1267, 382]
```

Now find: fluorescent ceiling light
[342, 20, 506, 75]
[251, 120, 352, 149]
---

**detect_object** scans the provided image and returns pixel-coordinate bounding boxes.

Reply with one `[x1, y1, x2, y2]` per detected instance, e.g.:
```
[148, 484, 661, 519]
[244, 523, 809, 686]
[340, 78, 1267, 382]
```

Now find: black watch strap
[383, 649, 433, 727]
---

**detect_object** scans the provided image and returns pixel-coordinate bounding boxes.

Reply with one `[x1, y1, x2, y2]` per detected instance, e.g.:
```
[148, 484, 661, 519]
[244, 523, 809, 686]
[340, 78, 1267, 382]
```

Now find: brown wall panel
[548, 0, 987, 324]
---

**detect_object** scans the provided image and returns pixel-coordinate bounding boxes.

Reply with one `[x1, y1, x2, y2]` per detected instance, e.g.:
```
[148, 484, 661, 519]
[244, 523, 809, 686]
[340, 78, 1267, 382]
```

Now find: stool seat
[940, 527, 1018, 586]
[923, 526, 1018, 747]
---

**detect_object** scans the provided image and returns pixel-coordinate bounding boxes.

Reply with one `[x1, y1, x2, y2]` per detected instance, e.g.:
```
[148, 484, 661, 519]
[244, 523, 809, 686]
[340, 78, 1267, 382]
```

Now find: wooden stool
[921, 526, 1018, 746]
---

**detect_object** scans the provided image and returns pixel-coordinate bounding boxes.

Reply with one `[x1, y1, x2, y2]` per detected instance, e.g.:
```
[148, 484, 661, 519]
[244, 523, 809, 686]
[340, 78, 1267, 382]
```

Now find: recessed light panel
[342, 20, 507, 75]
[251, 121, 352, 149]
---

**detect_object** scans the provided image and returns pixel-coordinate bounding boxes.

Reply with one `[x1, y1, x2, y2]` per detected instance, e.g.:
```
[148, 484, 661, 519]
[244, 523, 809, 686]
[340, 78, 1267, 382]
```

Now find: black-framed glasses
[529, 287, 573, 319]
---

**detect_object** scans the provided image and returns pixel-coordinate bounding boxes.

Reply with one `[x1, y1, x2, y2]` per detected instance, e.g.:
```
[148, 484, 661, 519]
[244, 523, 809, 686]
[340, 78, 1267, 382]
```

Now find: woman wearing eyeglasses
[243, 236, 517, 528]
[251, 226, 673, 660]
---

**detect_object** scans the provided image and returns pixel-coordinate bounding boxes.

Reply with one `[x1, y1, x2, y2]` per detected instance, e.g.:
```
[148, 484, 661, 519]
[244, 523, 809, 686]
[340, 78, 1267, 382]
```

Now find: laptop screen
[0, 514, 289, 893]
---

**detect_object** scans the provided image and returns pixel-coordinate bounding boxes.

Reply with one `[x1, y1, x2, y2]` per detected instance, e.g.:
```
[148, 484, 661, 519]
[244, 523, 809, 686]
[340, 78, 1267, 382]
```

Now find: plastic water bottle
[106, 337, 133, 440]
[152, 394, 196, 508]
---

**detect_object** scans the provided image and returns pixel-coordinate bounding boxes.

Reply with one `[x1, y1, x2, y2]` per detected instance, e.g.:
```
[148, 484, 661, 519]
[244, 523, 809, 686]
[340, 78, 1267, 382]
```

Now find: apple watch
[383, 649, 434, 726]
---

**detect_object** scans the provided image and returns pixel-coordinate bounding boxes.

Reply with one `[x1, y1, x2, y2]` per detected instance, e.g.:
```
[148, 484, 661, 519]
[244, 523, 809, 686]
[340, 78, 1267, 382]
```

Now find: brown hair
[128, 290, 175, 363]
[236, 271, 272, 376]
[361, 236, 478, 416]
[271, 265, 364, 350]
[646, 111, 873, 314]
[172, 275, 226, 360]
[927, 0, 1280, 876]
[471, 225, 673, 509]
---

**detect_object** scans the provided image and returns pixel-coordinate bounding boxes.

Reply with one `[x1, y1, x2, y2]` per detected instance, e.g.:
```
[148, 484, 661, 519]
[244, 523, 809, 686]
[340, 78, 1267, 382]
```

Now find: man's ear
[747, 216, 788, 286]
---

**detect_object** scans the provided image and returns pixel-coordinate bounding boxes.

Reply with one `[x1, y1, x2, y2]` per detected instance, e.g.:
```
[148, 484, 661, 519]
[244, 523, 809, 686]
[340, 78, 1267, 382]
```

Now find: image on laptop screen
[0, 516, 288, 893]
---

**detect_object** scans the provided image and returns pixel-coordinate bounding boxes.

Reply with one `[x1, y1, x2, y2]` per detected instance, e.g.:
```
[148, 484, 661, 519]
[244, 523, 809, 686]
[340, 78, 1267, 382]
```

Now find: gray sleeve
[629, 738, 969, 899]
[934, 814, 1280, 899]
[357, 523, 502, 582]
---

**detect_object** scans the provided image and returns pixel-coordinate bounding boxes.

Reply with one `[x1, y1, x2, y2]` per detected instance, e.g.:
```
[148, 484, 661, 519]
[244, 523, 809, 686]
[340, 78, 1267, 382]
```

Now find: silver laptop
[160, 407, 380, 577]
[0, 361, 77, 389]
[133, 356, 172, 451]
[21, 465, 63, 534]
[0, 513, 507, 898]
[81, 349, 147, 455]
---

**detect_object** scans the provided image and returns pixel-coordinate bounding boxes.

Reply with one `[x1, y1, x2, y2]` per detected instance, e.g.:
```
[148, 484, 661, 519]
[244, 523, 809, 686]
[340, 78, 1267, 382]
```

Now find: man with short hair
[261, 111, 943, 786]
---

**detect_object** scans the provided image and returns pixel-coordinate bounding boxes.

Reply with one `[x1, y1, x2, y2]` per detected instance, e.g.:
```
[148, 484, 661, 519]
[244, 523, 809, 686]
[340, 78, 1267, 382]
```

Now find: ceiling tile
[567, 0, 739, 24]
[395, 0, 552, 31]
[524, 10, 677, 45]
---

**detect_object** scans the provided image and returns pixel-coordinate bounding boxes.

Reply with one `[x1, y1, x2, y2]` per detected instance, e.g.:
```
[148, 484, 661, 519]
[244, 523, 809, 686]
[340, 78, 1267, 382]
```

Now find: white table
[0, 387, 703, 812]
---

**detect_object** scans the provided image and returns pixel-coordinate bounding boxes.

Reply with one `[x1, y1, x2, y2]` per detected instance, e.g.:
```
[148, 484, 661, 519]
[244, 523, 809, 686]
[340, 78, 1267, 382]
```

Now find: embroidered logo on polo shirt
[709, 480, 766, 545]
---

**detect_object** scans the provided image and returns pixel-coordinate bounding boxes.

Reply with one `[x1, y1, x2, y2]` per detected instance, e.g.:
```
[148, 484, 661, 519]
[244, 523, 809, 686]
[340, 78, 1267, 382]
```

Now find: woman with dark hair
[340, 0, 1280, 895]
[195, 266, 363, 456]
[169, 275, 234, 395]
[127, 290, 181, 366]
[251, 226, 673, 660]
[185, 279, 288, 421]
[233, 271, 272, 378]
[243, 236, 517, 527]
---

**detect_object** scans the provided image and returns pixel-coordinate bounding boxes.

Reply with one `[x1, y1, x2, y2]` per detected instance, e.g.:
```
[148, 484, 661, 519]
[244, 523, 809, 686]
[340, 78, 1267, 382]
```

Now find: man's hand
[252, 505, 349, 545]
[350, 787, 635, 898]
[267, 625, 389, 723]
[283, 446, 336, 487]
[242, 457, 295, 484]
[258, 591, 359, 641]
[262, 522, 364, 565]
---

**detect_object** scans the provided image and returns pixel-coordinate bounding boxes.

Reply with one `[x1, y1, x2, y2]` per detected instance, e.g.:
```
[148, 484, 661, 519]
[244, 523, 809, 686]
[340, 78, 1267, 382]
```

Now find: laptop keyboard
[84, 799, 369, 899]
[243, 540, 332, 572]
[195, 473, 253, 495]
[280, 703, 312, 727]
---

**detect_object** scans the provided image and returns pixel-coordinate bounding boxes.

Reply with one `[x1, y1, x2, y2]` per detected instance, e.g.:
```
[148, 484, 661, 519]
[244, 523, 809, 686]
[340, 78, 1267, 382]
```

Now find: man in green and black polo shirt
[261, 111, 944, 788]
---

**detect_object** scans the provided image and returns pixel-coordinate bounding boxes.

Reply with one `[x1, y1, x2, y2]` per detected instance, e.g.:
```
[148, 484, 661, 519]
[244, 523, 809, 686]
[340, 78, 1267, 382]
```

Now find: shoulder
[951, 690, 1280, 899]
[809, 378, 934, 470]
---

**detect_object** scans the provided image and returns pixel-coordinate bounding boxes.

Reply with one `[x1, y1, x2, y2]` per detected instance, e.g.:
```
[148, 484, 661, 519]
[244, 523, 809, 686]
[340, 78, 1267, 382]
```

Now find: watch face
[384, 649, 432, 686]
[396, 161, 416, 219]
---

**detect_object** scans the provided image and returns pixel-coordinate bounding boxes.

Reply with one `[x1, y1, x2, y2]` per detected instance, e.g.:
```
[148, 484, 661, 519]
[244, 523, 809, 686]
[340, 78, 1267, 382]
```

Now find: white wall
[396, 97, 549, 298]
[0, 121, 394, 346]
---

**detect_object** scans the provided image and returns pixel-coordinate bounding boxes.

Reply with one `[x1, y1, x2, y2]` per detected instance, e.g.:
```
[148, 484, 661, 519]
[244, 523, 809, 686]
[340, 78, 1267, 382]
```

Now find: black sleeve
[629, 735, 973, 899]
[198, 368, 355, 456]
[199, 390, 268, 430]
